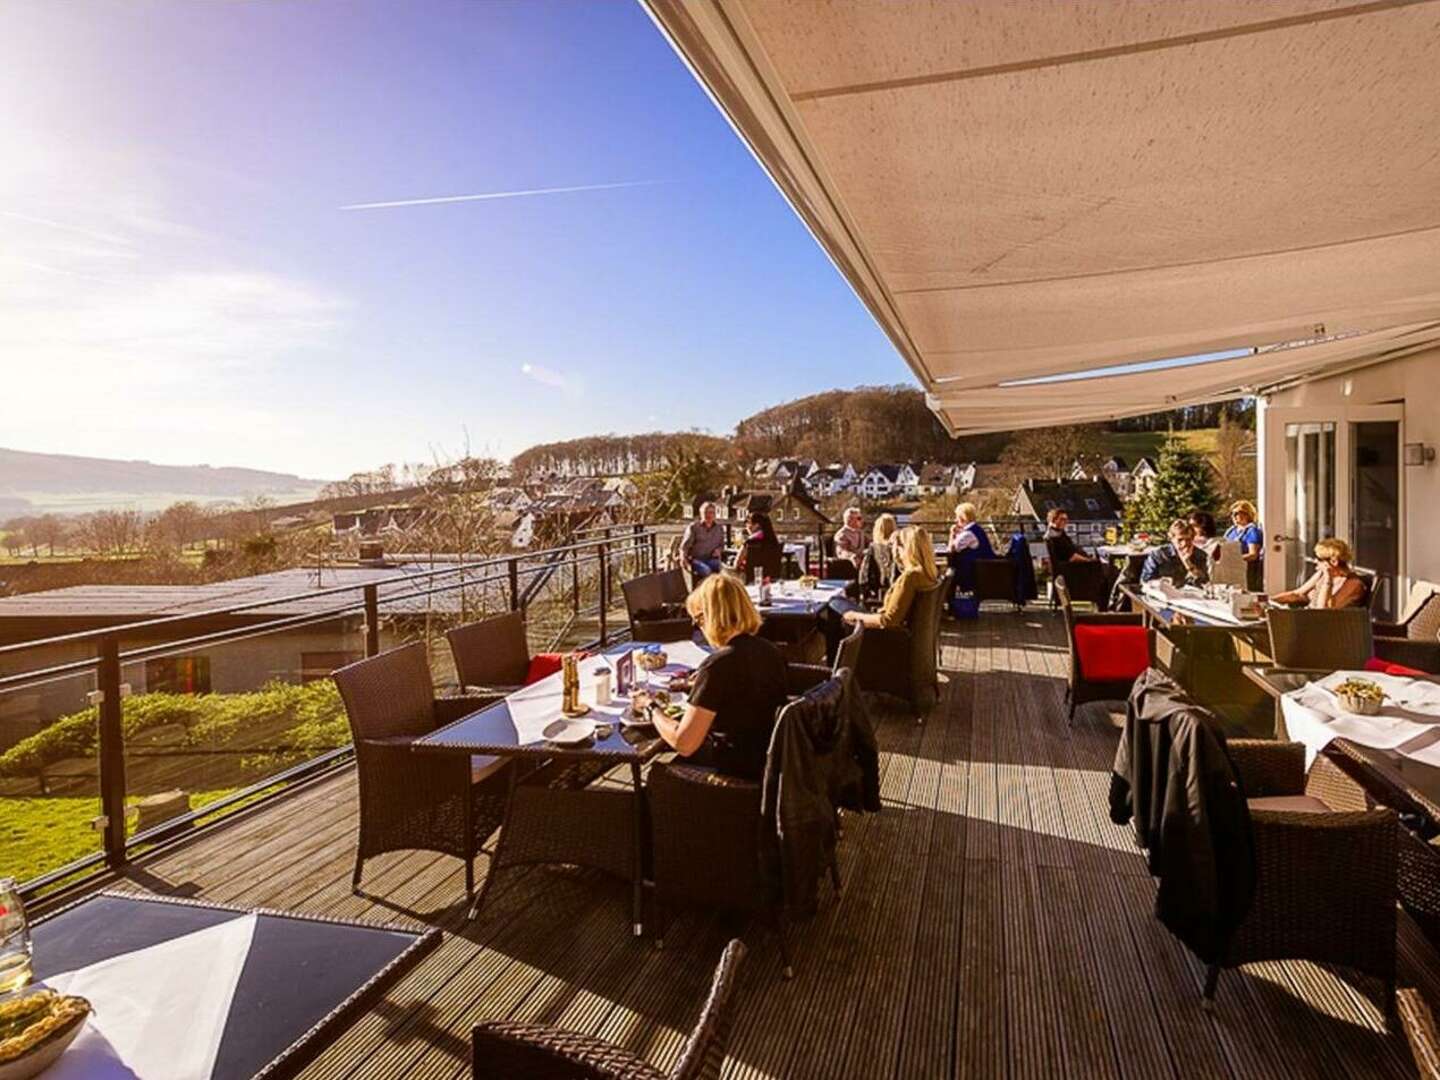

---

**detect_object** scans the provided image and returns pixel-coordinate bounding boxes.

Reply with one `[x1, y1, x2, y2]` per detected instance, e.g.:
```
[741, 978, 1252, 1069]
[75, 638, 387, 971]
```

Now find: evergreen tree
[1128, 435, 1217, 532]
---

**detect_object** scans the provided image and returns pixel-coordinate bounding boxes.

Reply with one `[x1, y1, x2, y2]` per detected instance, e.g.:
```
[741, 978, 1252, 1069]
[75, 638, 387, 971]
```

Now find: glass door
[1352, 420, 1400, 619]
[1282, 421, 1336, 588]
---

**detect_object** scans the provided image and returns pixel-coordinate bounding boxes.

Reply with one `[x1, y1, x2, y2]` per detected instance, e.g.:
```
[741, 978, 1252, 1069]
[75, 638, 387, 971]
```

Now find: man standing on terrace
[682, 501, 726, 580]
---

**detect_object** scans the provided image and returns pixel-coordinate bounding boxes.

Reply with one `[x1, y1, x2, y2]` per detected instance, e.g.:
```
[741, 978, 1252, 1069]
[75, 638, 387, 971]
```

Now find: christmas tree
[1127, 435, 1217, 533]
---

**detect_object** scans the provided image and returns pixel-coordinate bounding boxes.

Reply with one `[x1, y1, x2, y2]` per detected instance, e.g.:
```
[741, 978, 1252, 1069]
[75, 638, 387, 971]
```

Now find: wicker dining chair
[1055, 577, 1153, 724]
[472, 940, 746, 1079]
[647, 679, 848, 979]
[833, 571, 949, 719]
[973, 558, 1020, 610]
[446, 611, 531, 696]
[1265, 606, 1374, 672]
[622, 569, 695, 643]
[332, 643, 509, 899]
[1203, 739, 1398, 1016]
[1374, 584, 1440, 673]
[1400, 989, 1440, 1080]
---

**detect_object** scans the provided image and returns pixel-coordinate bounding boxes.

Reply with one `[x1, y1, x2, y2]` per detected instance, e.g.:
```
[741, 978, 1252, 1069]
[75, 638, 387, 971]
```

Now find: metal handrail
[0, 529, 659, 659]
[3, 528, 657, 898]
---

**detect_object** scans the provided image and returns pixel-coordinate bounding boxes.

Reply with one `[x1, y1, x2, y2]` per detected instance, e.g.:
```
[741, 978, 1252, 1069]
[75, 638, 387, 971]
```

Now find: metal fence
[0, 528, 659, 900]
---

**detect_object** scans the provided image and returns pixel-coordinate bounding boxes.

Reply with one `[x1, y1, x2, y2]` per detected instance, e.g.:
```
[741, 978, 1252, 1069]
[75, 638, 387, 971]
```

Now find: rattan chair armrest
[1373, 620, 1407, 639]
[1374, 638, 1440, 673]
[472, 1020, 664, 1079]
[1248, 806, 1398, 876]
[786, 663, 831, 694]
[1399, 989, 1440, 1080]
[1230, 740, 1306, 797]
[434, 693, 504, 725]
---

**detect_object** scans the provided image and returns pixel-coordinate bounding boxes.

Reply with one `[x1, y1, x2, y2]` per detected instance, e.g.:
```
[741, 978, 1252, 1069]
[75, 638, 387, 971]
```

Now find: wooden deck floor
[95, 610, 1440, 1078]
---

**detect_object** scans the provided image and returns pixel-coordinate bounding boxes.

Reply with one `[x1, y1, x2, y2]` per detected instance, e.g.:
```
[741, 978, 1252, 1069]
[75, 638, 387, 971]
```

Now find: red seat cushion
[525, 653, 564, 685]
[1073, 624, 1150, 682]
[1364, 656, 1427, 678]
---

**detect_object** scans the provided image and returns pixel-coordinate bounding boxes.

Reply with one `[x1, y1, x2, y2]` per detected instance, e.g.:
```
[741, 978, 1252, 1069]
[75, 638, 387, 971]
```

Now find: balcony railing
[0, 527, 659, 900]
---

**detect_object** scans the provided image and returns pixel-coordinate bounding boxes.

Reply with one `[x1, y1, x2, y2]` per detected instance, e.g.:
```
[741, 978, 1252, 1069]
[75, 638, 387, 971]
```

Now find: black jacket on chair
[1109, 668, 1255, 964]
[760, 669, 880, 915]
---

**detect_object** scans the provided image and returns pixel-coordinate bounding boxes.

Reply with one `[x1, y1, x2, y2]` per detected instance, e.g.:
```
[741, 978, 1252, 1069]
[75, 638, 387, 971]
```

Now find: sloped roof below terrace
[643, 0, 1440, 432]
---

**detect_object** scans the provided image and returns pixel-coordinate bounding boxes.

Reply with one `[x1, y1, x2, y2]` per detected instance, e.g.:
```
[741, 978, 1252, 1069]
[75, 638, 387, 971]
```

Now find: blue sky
[0, 0, 907, 480]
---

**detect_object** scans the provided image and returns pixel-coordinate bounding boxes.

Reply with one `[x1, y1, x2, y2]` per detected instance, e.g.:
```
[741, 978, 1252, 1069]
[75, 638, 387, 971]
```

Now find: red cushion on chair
[1073, 624, 1150, 682]
[525, 653, 564, 685]
[1364, 656, 1427, 678]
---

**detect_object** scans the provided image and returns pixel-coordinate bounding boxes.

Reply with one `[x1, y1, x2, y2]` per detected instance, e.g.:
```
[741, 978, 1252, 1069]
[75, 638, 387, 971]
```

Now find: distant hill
[0, 448, 328, 515]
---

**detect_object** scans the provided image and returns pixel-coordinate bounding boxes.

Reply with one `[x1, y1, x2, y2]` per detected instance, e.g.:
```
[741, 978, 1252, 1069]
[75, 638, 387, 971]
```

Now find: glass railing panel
[0, 666, 105, 888]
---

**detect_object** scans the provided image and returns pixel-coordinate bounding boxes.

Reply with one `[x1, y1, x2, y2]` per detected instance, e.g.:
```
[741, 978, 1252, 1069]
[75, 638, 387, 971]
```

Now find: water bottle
[0, 879, 33, 995]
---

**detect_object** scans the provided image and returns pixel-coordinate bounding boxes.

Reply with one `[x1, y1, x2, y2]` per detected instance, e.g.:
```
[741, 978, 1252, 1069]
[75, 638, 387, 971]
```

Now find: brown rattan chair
[647, 675, 848, 978]
[1265, 606, 1374, 673]
[472, 939, 746, 1079]
[1048, 542, 1109, 608]
[1055, 577, 1154, 724]
[1374, 585, 1440, 673]
[1199, 739, 1397, 1017]
[446, 611, 531, 696]
[739, 538, 783, 584]
[834, 571, 949, 719]
[622, 569, 694, 643]
[332, 643, 509, 899]
[974, 557, 1020, 610]
[1400, 988, 1440, 1080]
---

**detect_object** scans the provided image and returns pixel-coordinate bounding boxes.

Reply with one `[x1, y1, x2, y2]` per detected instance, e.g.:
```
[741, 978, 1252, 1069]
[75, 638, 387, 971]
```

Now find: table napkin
[1281, 670, 1440, 766]
[43, 911, 257, 1079]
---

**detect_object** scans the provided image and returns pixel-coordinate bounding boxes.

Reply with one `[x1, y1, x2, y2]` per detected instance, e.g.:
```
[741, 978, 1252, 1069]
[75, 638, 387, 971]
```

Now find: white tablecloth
[505, 643, 709, 744]
[43, 912, 257, 1079]
[750, 582, 845, 606]
[1280, 670, 1440, 767]
[1141, 582, 1254, 627]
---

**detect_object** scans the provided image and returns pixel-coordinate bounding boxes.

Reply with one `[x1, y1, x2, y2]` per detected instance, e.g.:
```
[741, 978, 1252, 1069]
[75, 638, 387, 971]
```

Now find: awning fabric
[643, 0, 1440, 433]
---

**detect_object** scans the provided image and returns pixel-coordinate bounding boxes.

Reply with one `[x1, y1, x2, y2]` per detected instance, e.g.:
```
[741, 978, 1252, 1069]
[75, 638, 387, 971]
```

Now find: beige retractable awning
[643, 0, 1440, 433]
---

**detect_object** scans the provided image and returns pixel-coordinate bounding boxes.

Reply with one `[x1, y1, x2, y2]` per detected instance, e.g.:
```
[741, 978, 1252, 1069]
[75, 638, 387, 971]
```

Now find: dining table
[27, 892, 436, 1080]
[1123, 582, 1273, 734]
[413, 641, 710, 935]
[1246, 666, 1440, 946]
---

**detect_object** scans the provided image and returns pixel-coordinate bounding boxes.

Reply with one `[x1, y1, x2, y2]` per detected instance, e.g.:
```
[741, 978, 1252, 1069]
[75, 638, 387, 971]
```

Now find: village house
[856, 463, 919, 500]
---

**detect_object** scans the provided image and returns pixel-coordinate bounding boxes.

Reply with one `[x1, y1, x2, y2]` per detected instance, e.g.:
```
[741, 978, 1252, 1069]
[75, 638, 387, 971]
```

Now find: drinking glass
[0, 878, 33, 996]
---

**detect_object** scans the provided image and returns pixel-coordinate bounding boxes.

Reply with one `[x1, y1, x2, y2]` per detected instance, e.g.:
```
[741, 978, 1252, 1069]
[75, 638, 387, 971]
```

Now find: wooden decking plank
[954, 859, 1006, 1079]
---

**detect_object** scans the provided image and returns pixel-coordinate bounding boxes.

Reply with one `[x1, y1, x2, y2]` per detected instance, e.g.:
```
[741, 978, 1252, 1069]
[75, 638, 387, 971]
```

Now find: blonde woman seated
[858, 513, 899, 598]
[841, 526, 939, 633]
[649, 573, 788, 780]
[1273, 537, 1369, 609]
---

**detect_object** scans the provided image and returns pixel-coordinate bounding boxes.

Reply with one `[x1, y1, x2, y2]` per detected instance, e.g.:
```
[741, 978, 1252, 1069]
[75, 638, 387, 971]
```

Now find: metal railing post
[96, 635, 128, 870]
[598, 542, 609, 645]
[649, 529, 658, 574]
[508, 558, 521, 612]
[363, 585, 380, 657]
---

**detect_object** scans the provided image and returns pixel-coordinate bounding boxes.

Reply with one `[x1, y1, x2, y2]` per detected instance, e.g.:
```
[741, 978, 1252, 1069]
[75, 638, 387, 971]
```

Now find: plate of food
[0, 990, 91, 1080]
[636, 649, 668, 673]
[1330, 677, 1385, 716]
[543, 718, 596, 746]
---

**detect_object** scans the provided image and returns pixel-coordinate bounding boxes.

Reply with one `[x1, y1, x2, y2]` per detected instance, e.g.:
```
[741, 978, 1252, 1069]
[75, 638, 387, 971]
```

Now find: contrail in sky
[339, 180, 665, 211]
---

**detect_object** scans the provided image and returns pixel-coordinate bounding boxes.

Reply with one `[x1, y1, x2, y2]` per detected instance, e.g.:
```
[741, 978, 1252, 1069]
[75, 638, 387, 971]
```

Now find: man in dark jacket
[760, 668, 879, 915]
[1110, 668, 1255, 964]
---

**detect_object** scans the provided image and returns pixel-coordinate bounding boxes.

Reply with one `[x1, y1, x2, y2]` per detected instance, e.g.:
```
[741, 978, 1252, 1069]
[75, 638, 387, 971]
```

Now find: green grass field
[0, 789, 244, 885]
[1099, 428, 1220, 464]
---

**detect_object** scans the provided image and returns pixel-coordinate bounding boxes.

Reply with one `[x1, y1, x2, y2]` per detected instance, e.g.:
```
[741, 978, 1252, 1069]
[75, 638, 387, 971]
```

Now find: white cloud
[519, 361, 583, 398]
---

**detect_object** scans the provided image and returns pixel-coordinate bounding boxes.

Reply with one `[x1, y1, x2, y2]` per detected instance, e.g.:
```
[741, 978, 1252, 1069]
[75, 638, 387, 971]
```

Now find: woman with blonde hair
[842, 526, 940, 632]
[1273, 537, 1368, 609]
[648, 573, 788, 779]
[1224, 499, 1264, 591]
[858, 512, 899, 598]
[947, 501, 996, 593]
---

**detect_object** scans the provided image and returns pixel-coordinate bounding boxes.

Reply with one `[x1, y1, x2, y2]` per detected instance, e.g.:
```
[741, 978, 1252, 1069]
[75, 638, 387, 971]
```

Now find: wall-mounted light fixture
[1404, 443, 1435, 466]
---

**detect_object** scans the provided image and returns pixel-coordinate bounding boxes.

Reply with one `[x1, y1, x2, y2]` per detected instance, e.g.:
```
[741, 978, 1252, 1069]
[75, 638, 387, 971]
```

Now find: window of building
[145, 655, 211, 695]
[1085, 498, 1100, 511]
[301, 651, 362, 683]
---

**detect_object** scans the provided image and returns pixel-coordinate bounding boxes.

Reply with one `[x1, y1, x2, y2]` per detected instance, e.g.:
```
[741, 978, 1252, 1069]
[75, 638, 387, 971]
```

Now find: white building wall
[1262, 345, 1440, 590]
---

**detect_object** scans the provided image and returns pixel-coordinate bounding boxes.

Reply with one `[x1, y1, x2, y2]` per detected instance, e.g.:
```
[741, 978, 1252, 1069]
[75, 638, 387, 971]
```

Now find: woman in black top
[649, 572, 788, 780]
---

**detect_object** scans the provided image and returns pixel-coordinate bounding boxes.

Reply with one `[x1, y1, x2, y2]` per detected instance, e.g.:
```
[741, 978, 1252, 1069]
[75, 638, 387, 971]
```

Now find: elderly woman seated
[648, 573, 788, 781]
[1273, 537, 1368, 609]
[818, 526, 939, 661]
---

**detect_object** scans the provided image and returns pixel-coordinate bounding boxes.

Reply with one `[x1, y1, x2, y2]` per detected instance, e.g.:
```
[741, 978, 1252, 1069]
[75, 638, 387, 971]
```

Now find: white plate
[544, 719, 595, 746]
